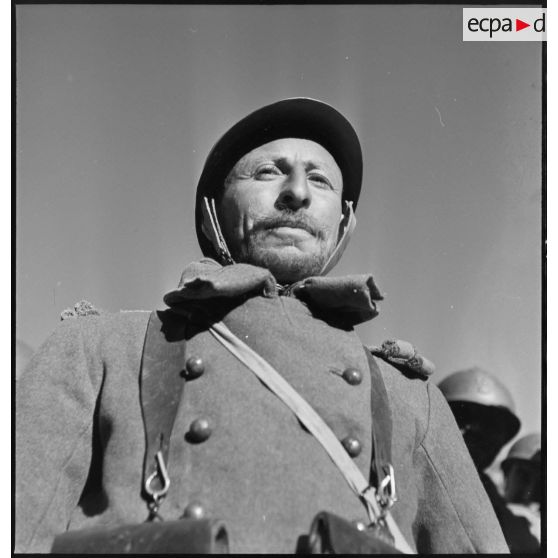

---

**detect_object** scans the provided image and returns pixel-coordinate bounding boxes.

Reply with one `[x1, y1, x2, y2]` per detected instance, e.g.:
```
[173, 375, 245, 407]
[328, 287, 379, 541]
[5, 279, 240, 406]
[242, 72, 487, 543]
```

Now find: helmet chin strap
[201, 197, 235, 265]
[201, 196, 356, 277]
[319, 200, 356, 276]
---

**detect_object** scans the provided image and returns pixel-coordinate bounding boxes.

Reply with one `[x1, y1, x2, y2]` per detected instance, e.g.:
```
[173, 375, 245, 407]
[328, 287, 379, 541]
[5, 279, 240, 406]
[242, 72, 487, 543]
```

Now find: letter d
[534, 13, 545, 32]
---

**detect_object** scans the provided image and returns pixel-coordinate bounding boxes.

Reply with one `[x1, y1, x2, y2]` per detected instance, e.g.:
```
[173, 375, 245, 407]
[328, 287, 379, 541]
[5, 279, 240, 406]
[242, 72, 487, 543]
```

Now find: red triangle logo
[516, 19, 530, 31]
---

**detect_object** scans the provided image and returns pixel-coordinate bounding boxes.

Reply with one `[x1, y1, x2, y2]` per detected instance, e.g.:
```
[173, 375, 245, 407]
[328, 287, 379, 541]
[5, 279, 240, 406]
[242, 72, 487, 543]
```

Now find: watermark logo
[463, 8, 546, 41]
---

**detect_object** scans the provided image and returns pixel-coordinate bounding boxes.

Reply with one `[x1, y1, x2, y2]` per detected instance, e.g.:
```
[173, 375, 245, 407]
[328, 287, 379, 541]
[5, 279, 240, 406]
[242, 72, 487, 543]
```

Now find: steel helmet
[438, 367, 520, 445]
[194, 98, 363, 262]
[502, 433, 541, 467]
[438, 367, 517, 410]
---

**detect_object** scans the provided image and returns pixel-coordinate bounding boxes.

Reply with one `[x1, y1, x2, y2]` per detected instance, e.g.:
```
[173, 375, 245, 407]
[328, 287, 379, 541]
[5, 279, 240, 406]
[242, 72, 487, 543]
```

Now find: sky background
[16, 5, 542, 445]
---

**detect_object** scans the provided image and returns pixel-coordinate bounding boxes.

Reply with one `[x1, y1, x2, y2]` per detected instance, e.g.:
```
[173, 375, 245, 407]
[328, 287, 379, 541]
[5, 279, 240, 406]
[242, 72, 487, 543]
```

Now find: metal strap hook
[144, 450, 171, 509]
[378, 463, 397, 511]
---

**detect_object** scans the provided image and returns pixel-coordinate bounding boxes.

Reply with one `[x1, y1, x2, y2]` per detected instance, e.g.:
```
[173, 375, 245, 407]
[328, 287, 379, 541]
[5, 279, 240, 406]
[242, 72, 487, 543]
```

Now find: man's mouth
[269, 223, 314, 235]
[267, 226, 314, 239]
[259, 218, 318, 237]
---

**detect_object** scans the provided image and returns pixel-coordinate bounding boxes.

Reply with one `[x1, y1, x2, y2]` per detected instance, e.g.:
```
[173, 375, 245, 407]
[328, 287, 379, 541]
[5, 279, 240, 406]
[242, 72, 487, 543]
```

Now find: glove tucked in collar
[164, 258, 383, 326]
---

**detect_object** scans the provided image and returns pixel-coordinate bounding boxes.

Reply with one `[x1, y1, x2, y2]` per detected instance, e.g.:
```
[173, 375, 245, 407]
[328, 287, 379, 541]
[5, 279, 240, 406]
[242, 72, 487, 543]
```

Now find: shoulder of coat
[366, 339, 435, 381]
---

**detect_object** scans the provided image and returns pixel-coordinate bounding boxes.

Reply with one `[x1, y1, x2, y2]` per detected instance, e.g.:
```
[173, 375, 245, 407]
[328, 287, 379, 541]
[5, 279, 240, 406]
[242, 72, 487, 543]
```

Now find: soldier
[438, 367, 539, 553]
[502, 433, 541, 545]
[16, 98, 508, 553]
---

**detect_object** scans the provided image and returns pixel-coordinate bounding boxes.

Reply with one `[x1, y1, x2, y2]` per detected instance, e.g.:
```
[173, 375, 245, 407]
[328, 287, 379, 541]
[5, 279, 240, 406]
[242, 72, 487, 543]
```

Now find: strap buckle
[360, 484, 384, 525]
[360, 463, 397, 526]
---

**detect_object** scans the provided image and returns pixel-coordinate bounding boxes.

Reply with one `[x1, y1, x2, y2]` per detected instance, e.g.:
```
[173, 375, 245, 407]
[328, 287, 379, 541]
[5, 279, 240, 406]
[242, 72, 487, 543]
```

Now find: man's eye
[254, 165, 281, 179]
[308, 173, 332, 189]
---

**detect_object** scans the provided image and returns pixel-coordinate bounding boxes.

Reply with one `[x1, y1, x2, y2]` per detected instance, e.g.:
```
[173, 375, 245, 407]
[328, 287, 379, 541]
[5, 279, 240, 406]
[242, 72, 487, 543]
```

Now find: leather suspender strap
[364, 349, 396, 508]
[140, 310, 187, 515]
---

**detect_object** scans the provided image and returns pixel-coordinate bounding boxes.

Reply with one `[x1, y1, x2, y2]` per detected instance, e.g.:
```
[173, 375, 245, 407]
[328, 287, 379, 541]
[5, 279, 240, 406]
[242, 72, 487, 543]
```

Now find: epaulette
[60, 300, 101, 321]
[368, 339, 435, 380]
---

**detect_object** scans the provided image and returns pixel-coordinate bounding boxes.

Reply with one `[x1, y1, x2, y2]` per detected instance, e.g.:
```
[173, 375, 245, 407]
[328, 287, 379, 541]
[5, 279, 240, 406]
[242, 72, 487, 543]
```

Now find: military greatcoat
[16, 260, 508, 553]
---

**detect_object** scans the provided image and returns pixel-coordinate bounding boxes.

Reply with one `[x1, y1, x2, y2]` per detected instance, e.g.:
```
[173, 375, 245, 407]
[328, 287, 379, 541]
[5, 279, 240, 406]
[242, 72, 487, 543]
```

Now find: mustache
[252, 213, 326, 239]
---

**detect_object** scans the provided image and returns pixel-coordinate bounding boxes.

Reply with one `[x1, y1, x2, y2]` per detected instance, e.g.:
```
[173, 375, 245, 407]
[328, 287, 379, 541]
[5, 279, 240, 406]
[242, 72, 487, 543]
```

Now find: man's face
[217, 138, 343, 284]
[450, 402, 511, 471]
[504, 460, 541, 504]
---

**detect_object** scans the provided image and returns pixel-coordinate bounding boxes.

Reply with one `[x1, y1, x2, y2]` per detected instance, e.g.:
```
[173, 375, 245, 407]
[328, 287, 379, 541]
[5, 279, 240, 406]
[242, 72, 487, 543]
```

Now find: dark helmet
[194, 98, 363, 260]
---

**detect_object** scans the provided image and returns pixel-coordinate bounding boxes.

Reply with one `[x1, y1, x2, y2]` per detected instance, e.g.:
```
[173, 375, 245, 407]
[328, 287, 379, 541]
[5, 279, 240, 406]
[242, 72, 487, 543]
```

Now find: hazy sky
[16, 4, 542, 438]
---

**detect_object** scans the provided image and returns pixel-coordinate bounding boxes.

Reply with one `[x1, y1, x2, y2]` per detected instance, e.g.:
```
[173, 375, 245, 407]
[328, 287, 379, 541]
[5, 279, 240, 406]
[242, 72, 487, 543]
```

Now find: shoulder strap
[140, 310, 187, 514]
[369, 340, 435, 379]
[364, 349, 394, 499]
[208, 319, 413, 553]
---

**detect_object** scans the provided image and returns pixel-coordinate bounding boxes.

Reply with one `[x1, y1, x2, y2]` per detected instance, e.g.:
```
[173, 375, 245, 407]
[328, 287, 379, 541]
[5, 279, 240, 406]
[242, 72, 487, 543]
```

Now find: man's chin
[263, 244, 308, 257]
[238, 245, 329, 283]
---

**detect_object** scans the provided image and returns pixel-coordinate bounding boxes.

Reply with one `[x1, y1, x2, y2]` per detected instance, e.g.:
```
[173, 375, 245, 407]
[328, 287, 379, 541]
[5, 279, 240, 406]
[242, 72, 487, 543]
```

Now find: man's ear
[320, 201, 356, 275]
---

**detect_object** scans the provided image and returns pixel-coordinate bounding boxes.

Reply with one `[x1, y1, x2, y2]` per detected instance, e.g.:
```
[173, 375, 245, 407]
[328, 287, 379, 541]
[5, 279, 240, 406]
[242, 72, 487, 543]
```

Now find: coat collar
[164, 259, 383, 326]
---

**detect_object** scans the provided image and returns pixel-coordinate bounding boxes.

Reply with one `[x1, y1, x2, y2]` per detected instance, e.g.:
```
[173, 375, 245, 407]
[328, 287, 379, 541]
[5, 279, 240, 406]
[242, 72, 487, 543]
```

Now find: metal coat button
[182, 501, 206, 520]
[185, 356, 205, 379]
[342, 368, 363, 386]
[341, 436, 362, 458]
[353, 521, 366, 532]
[187, 418, 212, 443]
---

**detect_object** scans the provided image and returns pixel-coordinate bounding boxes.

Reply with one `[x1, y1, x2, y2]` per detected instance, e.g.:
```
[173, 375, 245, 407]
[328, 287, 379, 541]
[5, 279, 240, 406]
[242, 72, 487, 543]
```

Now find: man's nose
[276, 166, 311, 210]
